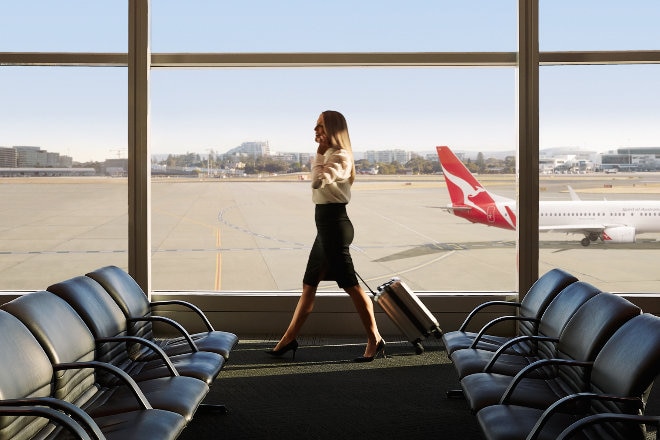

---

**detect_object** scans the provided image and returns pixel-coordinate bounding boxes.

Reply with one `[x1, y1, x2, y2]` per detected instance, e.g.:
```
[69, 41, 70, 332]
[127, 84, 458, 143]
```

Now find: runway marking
[217, 205, 308, 247]
[370, 211, 443, 246]
[353, 251, 458, 288]
[215, 252, 222, 290]
[215, 227, 222, 290]
[3, 239, 660, 257]
[392, 251, 456, 276]
[1, 249, 127, 255]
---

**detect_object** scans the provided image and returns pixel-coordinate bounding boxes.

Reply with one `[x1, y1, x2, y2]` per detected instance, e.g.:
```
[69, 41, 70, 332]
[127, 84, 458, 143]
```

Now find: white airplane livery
[436, 146, 660, 246]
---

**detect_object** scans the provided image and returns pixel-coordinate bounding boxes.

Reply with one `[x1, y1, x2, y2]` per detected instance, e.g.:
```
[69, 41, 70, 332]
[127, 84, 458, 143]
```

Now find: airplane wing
[540, 224, 607, 234]
[540, 221, 630, 234]
[539, 224, 605, 233]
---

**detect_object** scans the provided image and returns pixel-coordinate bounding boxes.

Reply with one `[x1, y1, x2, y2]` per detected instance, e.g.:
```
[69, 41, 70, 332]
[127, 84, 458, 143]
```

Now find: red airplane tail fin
[436, 146, 496, 207]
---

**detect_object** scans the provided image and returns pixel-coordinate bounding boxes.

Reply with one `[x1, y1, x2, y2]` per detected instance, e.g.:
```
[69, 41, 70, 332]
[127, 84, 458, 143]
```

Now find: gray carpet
[178, 336, 483, 440]
[179, 336, 659, 440]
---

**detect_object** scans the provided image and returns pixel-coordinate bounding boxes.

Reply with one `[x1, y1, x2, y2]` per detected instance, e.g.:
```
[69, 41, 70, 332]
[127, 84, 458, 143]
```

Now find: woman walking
[266, 110, 385, 362]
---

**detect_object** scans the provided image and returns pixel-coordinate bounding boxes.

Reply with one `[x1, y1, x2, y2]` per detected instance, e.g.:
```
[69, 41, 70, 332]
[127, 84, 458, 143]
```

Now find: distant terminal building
[0, 146, 81, 176]
[103, 158, 128, 177]
[538, 147, 599, 173]
[0, 167, 96, 177]
[536, 146, 660, 173]
[10, 146, 73, 168]
[270, 152, 298, 162]
[538, 155, 597, 173]
[224, 141, 270, 158]
[601, 147, 660, 172]
[364, 149, 411, 164]
[15, 146, 49, 167]
[271, 152, 314, 173]
[0, 147, 18, 167]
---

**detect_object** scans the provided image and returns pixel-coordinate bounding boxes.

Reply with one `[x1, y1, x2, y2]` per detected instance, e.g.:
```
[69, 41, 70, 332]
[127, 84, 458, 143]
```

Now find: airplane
[436, 145, 660, 246]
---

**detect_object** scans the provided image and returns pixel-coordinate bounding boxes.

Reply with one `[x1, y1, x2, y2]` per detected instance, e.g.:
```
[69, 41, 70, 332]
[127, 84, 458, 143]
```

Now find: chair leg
[446, 389, 464, 398]
[198, 403, 229, 414]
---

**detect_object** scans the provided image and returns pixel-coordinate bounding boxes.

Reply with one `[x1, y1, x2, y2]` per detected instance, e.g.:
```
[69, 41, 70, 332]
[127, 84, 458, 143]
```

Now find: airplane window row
[540, 212, 660, 216]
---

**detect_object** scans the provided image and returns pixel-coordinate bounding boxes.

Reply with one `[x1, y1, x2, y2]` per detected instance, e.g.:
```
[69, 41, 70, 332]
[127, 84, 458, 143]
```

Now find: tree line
[140, 151, 516, 176]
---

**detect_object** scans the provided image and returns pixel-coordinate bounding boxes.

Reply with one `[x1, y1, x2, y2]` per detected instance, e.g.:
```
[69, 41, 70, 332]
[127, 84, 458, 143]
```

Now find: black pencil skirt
[303, 203, 358, 289]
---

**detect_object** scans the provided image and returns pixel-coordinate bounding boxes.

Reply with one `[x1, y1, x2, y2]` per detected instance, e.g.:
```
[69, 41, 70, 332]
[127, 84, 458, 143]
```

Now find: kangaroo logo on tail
[436, 146, 516, 229]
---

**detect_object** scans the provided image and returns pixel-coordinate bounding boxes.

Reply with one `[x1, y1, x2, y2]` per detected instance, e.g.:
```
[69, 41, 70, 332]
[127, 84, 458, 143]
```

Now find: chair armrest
[150, 300, 214, 332]
[556, 412, 659, 440]
[528, 392, 644, 440]
[0, 397, 104, 440]
[499, 358, 592, 403]
[470, 316, 538, 348]
[483, 335, 559, 372]
[0, 406, 93, 440]
[53, 360, 152, 410]
[96, 336, 179, 376]
[458, 301, 521, 331]
[128, 316, 199, 352]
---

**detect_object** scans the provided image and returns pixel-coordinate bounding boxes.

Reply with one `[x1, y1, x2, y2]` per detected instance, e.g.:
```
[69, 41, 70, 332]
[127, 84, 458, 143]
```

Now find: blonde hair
[322, 110, 356, 183]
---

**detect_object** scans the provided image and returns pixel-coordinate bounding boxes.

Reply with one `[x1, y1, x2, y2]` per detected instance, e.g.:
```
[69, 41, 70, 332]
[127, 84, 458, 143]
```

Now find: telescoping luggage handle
[356, 272, 399, 297]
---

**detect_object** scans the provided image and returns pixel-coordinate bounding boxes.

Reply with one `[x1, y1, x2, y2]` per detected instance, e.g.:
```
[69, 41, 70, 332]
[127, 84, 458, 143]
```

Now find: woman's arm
[311, 149, 352, 189]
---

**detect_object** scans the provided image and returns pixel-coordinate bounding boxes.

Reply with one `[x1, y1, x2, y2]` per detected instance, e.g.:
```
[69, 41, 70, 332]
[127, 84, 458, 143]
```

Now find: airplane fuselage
[437, 145, 660, 246]
[540, 200, 660, 234]
[463, 200, 660, 234]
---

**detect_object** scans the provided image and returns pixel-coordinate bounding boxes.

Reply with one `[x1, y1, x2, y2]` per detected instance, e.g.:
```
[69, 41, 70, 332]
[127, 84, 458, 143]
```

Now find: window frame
[1, 0, 659, 296]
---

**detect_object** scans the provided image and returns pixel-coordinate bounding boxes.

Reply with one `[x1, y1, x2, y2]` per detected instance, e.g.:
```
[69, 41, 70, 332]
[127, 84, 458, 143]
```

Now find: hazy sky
[1, 1, 658, 162]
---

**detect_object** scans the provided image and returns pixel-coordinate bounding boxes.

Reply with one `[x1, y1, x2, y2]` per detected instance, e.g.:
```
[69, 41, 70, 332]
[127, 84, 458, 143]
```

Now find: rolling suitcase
[359, 274, 443, 354]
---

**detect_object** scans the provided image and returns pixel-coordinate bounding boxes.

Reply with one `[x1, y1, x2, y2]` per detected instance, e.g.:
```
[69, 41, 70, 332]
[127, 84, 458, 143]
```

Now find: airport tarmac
[1, 173, 660, 293]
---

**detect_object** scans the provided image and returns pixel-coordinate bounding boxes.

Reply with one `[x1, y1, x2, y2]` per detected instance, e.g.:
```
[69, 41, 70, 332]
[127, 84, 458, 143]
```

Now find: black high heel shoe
[353, 339, 386, 363]
[265, 339, 299, 360]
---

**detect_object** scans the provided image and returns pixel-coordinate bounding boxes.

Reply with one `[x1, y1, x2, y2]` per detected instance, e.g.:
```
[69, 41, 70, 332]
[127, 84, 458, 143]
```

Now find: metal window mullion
[128, 0, 151, 296]
[540, 50, 660, 65]
[517, 0, 540, 296]
[150, 52, 517, 67]
[0, 52, 126, 66]
[3, 51, 658, 68]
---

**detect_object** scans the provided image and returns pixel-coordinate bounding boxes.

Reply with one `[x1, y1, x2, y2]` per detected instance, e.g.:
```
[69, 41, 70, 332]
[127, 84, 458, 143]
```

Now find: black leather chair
[86, 265, 239, 361]
[449, 280, 600, 381]
[48, 275, 225, 386]
[442, 268, 578, 355]
[460, 292, 641, 412]
[2, 291, 209, 422]
[476, 313, 660, 440]
[0, 404, 99, 440]
[0, 309, 186, 440]
[556, 413, 659, 440]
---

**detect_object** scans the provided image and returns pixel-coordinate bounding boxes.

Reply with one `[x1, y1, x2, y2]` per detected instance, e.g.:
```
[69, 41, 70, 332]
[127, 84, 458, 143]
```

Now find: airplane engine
[602, 226, 636, 243]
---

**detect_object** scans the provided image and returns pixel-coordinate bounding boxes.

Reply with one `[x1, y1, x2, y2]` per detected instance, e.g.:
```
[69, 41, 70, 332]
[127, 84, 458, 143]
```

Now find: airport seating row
[444, 268, 660, 440]
[0, 265, 239, 440]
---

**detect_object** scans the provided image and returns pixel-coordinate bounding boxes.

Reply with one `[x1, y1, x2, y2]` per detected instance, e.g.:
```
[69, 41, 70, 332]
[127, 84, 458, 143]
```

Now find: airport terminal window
[0, 67, 128, 289]
[0, 2, 125, 52]
[1, 1, 659, 295]
[150, 0, 517, 52]
[539, 0, 660, 51]
[149, 67, 517, 291]
[538, 64, 660, 293]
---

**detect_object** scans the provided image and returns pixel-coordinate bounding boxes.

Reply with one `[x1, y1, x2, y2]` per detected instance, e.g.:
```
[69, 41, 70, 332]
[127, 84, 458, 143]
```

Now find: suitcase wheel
[413, 341, 425, 355]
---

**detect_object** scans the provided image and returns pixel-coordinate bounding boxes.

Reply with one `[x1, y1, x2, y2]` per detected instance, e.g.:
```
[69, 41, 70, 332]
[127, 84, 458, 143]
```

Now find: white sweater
[311, 148, 353, 204]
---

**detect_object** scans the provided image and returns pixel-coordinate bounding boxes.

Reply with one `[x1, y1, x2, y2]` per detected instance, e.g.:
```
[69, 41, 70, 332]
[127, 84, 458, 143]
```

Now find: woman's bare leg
[273, 283, 317, 350]
[343, 284, 383, 357]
